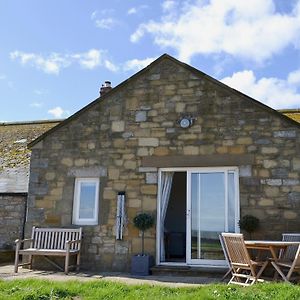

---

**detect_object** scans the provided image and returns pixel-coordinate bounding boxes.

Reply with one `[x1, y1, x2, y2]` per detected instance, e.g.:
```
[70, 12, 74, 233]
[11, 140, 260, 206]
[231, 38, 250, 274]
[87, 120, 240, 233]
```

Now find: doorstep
[151, 265, 227, 278]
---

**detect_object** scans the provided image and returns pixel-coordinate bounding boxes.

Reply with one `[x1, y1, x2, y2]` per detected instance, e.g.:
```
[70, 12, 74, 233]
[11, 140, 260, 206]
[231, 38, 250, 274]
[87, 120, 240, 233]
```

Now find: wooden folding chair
[271, 243, 300, 283]
[219, 234, 232, 281]
[222, 233, 268, 286]
[279, 233, 300, 261]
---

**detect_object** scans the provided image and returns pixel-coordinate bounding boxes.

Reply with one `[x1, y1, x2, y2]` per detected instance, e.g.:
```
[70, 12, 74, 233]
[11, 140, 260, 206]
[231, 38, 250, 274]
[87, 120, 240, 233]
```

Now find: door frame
[156, 167, 240, 267]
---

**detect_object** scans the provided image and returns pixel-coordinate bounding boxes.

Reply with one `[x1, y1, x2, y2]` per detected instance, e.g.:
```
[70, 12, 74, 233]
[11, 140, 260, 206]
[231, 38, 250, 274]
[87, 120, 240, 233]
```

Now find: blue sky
[1, 0, 300, 122]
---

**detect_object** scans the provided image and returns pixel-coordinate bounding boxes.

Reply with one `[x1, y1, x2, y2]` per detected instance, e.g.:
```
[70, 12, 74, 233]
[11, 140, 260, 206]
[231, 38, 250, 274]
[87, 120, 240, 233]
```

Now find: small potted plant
[131, 212, 155, 276]
[239, 215, 260, 239]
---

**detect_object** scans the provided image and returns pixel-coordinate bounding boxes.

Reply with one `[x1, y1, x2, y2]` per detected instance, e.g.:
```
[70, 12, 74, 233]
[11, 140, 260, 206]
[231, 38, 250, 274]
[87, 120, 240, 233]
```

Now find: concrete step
[151, 265, 227, 278]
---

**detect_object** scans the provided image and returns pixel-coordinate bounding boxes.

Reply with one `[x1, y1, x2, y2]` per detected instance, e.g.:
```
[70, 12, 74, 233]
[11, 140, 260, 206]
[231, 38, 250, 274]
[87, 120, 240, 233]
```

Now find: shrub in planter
[131, 213, 155, 276]
[239, 215, 259, 239]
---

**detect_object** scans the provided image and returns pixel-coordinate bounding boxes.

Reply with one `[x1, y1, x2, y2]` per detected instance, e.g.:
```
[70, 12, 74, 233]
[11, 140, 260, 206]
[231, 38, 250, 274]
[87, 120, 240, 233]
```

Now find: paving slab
[0, 264, 222, 287]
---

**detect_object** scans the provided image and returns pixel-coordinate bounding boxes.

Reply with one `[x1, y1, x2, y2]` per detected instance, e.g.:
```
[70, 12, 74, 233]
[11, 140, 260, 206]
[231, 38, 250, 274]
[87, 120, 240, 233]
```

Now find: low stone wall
[0, 193, 27, 249]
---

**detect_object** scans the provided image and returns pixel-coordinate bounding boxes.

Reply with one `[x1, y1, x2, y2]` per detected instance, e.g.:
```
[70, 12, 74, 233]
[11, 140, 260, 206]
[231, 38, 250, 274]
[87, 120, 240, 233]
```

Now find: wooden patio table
[245, 240, 300, 262]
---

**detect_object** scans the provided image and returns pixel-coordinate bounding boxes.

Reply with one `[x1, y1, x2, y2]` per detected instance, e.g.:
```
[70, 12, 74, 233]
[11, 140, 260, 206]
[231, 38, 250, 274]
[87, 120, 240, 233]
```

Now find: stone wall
[26, 57, 300, 271]
[0, 193, 26, 249]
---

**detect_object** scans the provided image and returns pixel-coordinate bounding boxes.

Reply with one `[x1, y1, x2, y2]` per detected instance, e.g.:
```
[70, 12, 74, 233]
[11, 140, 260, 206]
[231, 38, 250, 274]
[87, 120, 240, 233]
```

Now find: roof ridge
[0, 119, 63, 126]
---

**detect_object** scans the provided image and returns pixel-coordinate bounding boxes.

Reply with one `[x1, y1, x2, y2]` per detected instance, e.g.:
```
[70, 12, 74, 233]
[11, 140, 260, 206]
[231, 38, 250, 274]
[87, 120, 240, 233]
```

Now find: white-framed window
[72, 178, 100, 225]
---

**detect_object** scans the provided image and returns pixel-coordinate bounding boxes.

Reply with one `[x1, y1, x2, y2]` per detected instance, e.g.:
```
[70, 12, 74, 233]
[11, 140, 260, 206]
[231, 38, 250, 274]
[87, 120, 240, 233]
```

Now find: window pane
[191, 173, 199, 259]
[191, 172, 225, 260]
[79, 182, 96, 219]
[228, 172, 235, 232]
[199, 172, 225, 260]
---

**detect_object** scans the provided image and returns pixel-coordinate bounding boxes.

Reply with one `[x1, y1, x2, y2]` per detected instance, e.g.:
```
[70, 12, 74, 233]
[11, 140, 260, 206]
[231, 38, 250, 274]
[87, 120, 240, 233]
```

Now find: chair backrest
[281, 233, 300, 261]
[221, 233, 252, 269]
[219, 234, 230, 268]
[294, 244, 300, 268]
[31, 227, 82, 250]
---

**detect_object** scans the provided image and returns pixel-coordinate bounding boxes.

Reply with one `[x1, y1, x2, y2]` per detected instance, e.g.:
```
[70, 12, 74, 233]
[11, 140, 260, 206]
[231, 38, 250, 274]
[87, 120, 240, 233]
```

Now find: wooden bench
[14, 227, 82, 274]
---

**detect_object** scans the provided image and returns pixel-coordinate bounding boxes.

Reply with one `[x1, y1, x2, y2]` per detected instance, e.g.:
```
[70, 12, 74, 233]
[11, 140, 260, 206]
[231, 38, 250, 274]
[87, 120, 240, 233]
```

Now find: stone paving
[0, 264, 221, 287]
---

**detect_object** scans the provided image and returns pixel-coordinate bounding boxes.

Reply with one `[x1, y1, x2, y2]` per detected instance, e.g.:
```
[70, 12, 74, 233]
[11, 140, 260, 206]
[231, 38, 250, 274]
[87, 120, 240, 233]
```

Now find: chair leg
[257, 260, 269, 279]
[271, 262, 290, 283]
[221, 268, 232, 281]
[286, 268, 295, 282]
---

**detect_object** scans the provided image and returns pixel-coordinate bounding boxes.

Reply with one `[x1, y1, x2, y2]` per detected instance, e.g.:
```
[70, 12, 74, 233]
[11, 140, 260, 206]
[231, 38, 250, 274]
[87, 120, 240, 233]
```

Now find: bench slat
[53, 232, 58, 249]
[19, 249, 80, 256]
[35, 228, 82, 233]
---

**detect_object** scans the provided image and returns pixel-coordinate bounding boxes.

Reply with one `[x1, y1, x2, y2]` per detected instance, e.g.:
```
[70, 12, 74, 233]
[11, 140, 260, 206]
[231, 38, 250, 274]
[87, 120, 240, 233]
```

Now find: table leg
[269, 246, 278, 262]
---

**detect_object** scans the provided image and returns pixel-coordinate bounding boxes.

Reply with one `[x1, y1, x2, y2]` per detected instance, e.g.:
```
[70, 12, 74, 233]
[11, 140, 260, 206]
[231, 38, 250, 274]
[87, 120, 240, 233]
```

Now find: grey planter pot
[131, 254, 154, 276]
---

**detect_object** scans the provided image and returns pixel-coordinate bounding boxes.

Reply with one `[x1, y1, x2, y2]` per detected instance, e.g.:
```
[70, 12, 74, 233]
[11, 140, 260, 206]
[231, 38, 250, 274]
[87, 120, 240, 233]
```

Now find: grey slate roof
[0, 120, 61, 193]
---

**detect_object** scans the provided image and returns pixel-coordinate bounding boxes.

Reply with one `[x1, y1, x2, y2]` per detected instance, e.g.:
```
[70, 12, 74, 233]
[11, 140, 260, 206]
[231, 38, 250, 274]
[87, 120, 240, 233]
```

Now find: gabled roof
[28, 54, 300, 148]
[0, 120, 61, 193]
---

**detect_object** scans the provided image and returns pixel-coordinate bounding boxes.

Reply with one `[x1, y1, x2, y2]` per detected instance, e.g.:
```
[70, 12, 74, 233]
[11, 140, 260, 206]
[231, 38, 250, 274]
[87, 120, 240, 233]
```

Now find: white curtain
[160, 172, 174, 261]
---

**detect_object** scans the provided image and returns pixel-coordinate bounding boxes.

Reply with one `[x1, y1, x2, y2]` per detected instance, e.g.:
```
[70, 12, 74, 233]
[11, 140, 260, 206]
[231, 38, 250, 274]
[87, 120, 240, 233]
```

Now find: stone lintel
[67, 166, 107, 177]
[142, 154, 254, 168]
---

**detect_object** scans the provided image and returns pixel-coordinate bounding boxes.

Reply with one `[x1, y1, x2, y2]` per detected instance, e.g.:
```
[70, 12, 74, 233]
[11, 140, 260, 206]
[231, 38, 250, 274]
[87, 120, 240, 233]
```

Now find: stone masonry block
[138, 138, 159, 147]
[112, 121, 125, 132]
[135, 111, 147, 122]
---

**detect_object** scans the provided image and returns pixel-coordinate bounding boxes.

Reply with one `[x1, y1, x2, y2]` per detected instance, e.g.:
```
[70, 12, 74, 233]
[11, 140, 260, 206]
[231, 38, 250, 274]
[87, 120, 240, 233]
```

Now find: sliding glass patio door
[186, 168, 239, 265]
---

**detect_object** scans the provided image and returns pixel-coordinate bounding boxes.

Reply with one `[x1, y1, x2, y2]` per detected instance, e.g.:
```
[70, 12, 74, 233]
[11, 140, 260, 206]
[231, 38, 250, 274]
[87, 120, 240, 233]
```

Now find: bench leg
[14, 242, 21, 273]
[14, 251, 19, 273]
[65, 253, 70, 274]
[76, 253, 81, 272]
[29, 255, 33, 269]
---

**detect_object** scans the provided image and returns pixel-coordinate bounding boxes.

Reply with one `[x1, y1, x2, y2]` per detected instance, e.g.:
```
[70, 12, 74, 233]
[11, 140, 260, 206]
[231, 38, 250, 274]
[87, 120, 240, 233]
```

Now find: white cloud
[288, 69, 300, 85]
[221, 69, 300, 109]
[91, 10, 98, 20]
[10, 51, 69, 74]
[104, 60, 119, 72]
[128, 7, 137, 15]
[73, 49, 102, 69]
[123, 57, 157, 72]
[162, 0, 176, 12]
[91, 9, 118, 29]
[34, 89, 47, 95]
[48, 106, 68, 118]
[11, 49, 115, 74]
[95, 18, 118, 29]
[131, 0, 300, 63]
[127, 5, 149, 15]
[30, 102, 43, 108]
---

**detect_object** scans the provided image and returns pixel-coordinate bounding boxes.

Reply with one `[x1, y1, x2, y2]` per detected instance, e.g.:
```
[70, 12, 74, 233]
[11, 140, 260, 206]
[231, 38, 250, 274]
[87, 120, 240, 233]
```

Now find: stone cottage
[26, 54, 300, 272]
[0, 120, 60, 256]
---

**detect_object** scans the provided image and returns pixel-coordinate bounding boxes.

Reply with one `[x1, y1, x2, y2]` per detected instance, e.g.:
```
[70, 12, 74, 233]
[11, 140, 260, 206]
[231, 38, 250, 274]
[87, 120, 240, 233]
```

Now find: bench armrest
[15, 238, 33, 245]
[15, 238, 33, 252]
[66, 239, 82, 245]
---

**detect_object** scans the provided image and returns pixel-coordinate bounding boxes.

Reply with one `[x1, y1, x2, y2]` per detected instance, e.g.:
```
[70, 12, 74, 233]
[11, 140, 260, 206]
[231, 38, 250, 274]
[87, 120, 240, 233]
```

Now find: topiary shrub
[133, 213, 155, 255]
[239, 215, 260, 239]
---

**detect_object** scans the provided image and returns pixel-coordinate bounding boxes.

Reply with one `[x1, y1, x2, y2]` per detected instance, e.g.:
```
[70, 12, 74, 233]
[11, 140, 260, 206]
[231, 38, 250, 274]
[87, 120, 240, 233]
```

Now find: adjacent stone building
[0, 120, 60, 250]
[26, 54, 300, 272]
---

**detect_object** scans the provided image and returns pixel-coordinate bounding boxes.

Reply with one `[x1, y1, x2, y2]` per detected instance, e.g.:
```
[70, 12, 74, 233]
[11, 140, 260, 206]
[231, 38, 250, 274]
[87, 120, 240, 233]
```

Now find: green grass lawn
[0, 279, 300, 300]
